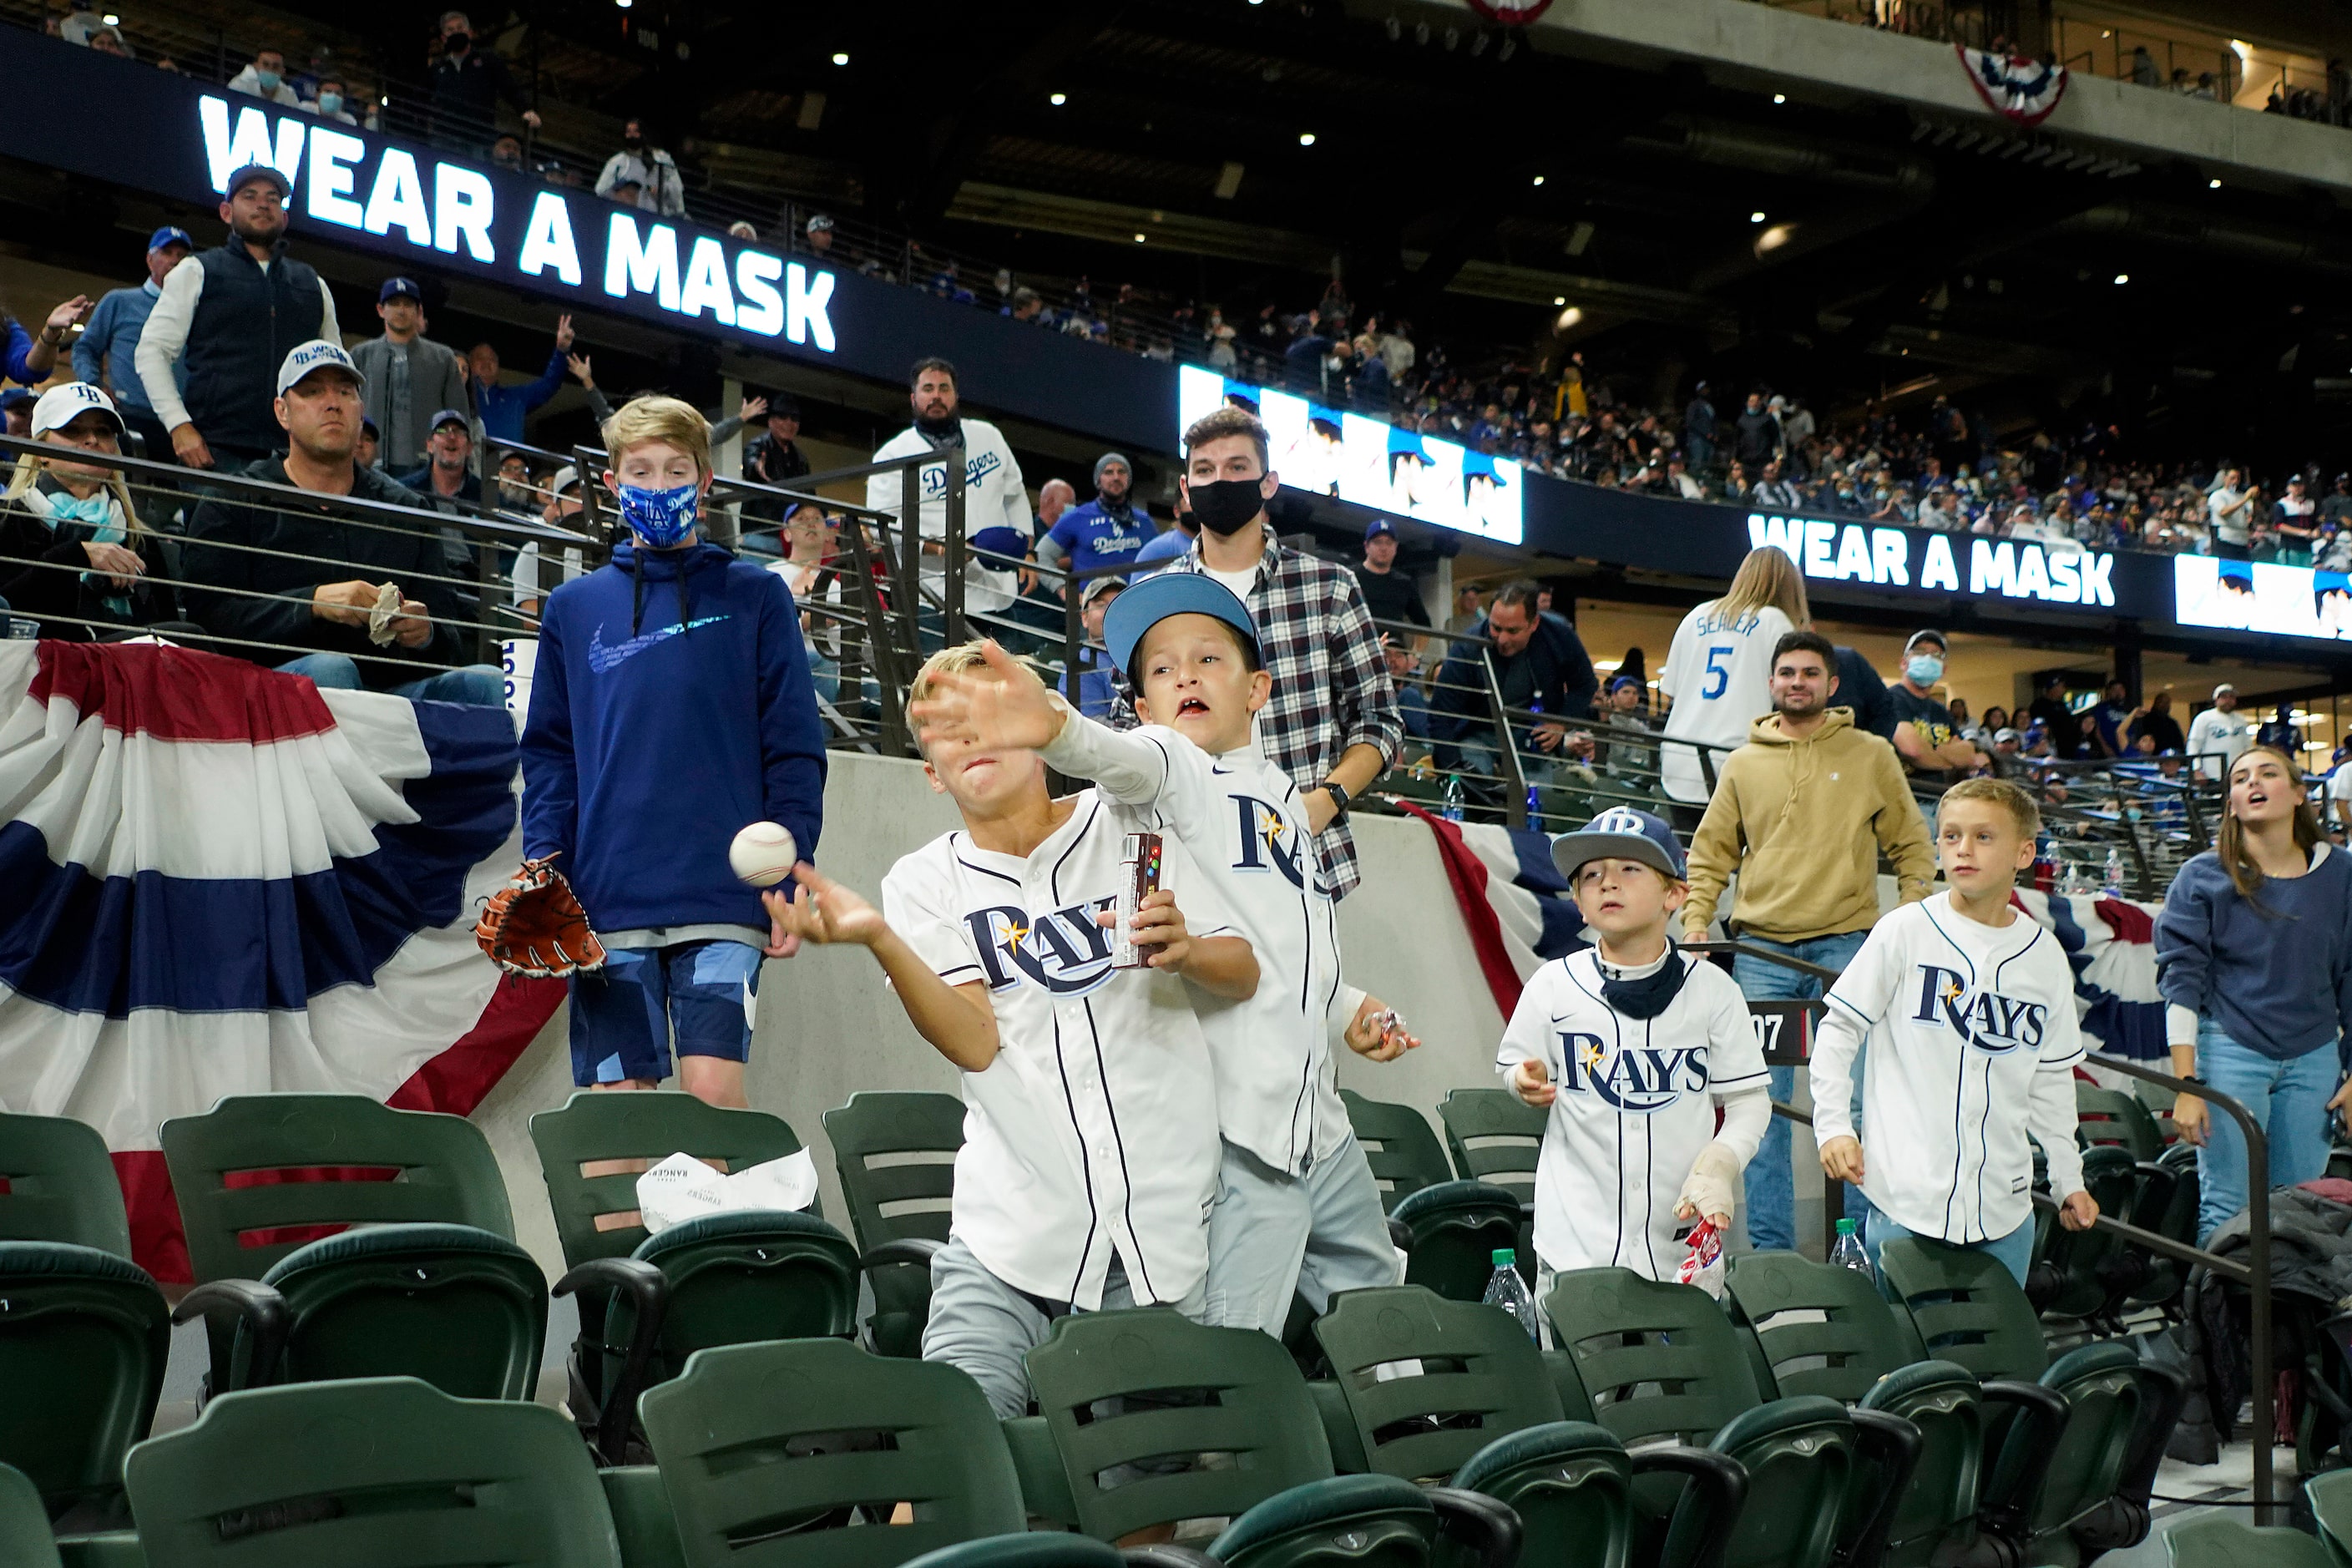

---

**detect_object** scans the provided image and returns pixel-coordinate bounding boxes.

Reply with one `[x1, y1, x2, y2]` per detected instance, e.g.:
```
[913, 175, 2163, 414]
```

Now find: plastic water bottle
[1830, 1217, 1872, 1275]
[1440, 774, 1465, 822]
[1482, 1248, 1540, 1343]
[2103, 848, 2125, 897]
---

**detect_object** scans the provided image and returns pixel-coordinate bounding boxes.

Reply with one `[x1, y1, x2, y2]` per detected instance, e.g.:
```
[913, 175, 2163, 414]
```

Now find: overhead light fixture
[1555, 306, 1583, 331]
[2113, 273, 2130, 285]
[1050, 92, 1066, 105]
[831, 50, 848, 64]
[1531, 175, 1545, 186]
[1757, 222, 1798, 254]
[1749, 210, 1766, 223]
[1134, 232, 1146, 243]
[101, 11, 118, 21]
[1772, 93, 1786, 104]
[1552, 296, 1565, 306]
[2209, 178, 2223, 189]
[1298, 132, 1317, 146]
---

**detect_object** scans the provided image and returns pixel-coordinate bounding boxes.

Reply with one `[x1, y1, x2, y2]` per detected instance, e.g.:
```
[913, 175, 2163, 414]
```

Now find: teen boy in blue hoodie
[521, 394, 827, 1107]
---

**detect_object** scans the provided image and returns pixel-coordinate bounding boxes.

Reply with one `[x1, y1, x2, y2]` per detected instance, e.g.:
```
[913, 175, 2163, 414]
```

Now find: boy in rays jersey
[1810, 776, 2097, 1285]
[1499, 808, 1771, 1287]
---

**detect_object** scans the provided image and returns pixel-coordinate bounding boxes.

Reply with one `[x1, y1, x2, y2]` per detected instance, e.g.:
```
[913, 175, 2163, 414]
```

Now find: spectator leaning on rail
[465, 316, 575, 449]
[181, 341, 503, 706]
[595, 119, 687, 218]
[425, 11, 541, 146]
[1120, 402, 1401, 898]
[72, 226, 193, 463]
[1681, 628, 1935, 1253]
[351, 278, 468, 473]
[1431, 579, 1599, 792]
[1036, 453, 1150, 597]
[136, 163, 341, 473]
[865, 357, 1031, 596]
[0, 382, 190, 639]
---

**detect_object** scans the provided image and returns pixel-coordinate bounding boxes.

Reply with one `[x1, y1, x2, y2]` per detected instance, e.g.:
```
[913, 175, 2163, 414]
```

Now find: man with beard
[1036, 452, 1151, 599]
[865, 358, 1030, 619]
[135, 164, 341, 471]
[1681, 629, 1933, 1252]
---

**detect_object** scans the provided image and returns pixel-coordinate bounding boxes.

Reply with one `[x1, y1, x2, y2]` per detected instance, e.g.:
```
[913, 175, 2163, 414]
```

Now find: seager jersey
[1658, 599, 1793, 804]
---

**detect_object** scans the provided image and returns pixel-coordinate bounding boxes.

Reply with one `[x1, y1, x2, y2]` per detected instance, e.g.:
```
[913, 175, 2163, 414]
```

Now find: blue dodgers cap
[379, 276, 423, 304]
[147, 225, 194, 253]
[1103, 569, 1260, 686]
[1363, 517, 1397, 543]
[1551, 805, 1687, 883]
[225, 161, 291, 199]
[274, 338, 364, 395]
[428, 407, 470, 433]
[0, 387, 36, 412]
[967, 525, 1028, 567]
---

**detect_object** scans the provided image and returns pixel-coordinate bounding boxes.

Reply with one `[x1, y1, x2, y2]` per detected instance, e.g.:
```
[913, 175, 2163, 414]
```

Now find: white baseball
[728, 822, 799, 888]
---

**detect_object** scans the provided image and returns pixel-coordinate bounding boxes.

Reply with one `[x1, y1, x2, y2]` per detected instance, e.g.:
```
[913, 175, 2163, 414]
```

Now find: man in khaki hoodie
[1682, 628, 1935, 1250]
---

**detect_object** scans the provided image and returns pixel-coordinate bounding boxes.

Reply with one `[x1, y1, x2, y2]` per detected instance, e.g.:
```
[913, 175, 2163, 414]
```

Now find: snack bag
[1675, 1217, 1726, 1298]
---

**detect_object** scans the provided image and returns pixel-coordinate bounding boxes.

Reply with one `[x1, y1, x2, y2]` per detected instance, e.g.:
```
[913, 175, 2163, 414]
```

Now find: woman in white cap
[0, 382, 183, 638]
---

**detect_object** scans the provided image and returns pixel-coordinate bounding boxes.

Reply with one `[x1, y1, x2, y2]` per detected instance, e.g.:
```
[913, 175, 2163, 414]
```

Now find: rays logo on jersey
[1228, 793, 1307, 889]
[1908, 964, 2048, 1052]
[963, 898, 1118, 996]
[1557, 1031, 1709, 1113]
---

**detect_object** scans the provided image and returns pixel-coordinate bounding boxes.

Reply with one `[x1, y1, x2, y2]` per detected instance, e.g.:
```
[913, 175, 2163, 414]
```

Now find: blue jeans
[2194, 1020, 2339, 1245]
[277, 651, 506, 707]
[1864, 1211, 2036, 1288]
[1732, 929, 1869, 1252]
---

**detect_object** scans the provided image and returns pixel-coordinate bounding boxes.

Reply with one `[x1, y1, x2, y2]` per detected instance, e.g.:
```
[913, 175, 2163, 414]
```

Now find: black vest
[183, 242, 326, 455]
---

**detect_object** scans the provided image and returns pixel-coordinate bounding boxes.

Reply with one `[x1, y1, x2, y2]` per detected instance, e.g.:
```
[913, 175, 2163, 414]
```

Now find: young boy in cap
[768, 640, 1255, 1417]
[1500, 807, 1770, 1287]
[910, 573, 1417, 1338]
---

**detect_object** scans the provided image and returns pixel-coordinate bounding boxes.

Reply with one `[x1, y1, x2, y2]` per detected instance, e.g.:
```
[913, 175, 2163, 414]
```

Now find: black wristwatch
[1318, 780, 1352, 822]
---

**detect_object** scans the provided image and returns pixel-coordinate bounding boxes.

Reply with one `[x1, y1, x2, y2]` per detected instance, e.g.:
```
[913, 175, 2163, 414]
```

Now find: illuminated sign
[1746, 514, 2116, 608]
[197, 96, 837, 353]
[1176, 365, 1524, 545]
[2174, 555, 2352, 640]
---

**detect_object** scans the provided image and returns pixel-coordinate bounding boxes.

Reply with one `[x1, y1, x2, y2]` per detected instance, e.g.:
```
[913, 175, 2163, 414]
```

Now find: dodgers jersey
[1809, 894, 2087, 1246]
[865, 417, 1032, 560]
[1496, 949, 1768, 1279]
[1659, 600, 1793, 804]
[882, 791, 1230, 1310]
[1042, 714, 1347, 1176]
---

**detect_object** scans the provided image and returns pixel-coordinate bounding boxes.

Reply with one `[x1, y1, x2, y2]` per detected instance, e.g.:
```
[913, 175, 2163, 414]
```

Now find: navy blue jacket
[182, 242, 329, 455]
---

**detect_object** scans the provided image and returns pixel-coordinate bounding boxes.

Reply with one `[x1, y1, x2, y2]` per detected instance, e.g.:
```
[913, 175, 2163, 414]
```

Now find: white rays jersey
[1658, 599, 1794, 803]
[881, 790, 1230, 1310]
[1495, 948, 1768, 1279]
[1041, 712, 1346, 1176]
[1808, 893, 2087, 1246]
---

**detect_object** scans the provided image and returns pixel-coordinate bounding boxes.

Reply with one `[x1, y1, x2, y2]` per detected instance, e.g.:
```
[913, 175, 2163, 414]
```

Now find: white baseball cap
[276, 339, 366, 396]
[29, 381, 126, 439]
[2213, 682, 2236, 698]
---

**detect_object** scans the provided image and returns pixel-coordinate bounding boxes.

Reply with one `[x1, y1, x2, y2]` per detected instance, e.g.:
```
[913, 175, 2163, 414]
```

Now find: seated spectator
[803, 214, 837, 259]
[490, 134, 526, 172]
[595, 119, 685, 217]
[492, 450, 538, 515]
[466, 316, 574, 447]
[183, 341, 503, 704]
[355, 416, 381, 471]
[0, 384, 189, 640]
[397, 410, 483, 511]
[1075, 574, 1124, 720]
[1352, 518, 1429, 630]
[304, 73, 372, 128]
[227, 46, 301, 105]
[1383, 633, 1432, 747]
[1431, 578, 1599, 787]
[1595, 674, 1655, 781]
[512, 463, 589, 622]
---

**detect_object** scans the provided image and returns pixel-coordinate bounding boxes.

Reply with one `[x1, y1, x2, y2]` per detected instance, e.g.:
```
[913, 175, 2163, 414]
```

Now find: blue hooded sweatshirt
[521, 539, 825, 934]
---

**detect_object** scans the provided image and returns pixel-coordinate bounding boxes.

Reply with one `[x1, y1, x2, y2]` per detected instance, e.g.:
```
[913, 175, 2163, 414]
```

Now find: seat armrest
[172, 1279, 291, 1393]
[1841, 1408, 1924, 1568]
[1977, 1378, 2069, 1530]
[1387, 1217, 1414, 1253]
[857, 1238, 943, 1272]
[556, 1257, 670, 1467]
[1634, 1446, 1749, 1568]
[1426, 1485, 1524, 1568]
[1121, 1547, 1222, 1568]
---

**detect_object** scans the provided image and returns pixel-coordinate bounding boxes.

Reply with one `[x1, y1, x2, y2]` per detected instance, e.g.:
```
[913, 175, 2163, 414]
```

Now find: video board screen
[2173, 555, 2352, 640]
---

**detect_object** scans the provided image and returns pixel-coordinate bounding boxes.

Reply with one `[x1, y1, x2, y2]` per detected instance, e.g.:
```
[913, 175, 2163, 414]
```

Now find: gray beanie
[1094, 452, 1132, 487]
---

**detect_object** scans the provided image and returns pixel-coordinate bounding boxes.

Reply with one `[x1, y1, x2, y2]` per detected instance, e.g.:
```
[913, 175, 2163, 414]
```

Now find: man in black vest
[134, 162, 341, 472]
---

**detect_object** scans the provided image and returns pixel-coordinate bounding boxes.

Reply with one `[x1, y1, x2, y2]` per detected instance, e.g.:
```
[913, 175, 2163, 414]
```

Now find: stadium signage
[197, 97, 837, 353]
[1746, 513, 2117, 608]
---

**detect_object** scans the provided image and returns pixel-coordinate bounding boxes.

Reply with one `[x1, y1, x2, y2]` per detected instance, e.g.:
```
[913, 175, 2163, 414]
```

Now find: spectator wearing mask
[0, 383, 187, 639]
[465, 316, 574, 448]
[72, 226, 193, 463]
[351, 277, 467, 473]
[426, 11, 540, 143]
[227, 46, 301, 105]
[136, 164, 340, 472]
[182, 341, 501, 703]
[1887, 629, 1985, 775]
[1038, 453, 1151, 596]
[595, 119, 686, 217]
[1034, 477, 1075, 534]
[304, 73, 372, 128]
[1351, 518, 1429, 631]
[1433, 579, 1598, 788]
[397, 408, 482, 510]
[865, 358, 1030, 594]
[1732, 391, 1780, 469]
[1683, 382, 1718, 471]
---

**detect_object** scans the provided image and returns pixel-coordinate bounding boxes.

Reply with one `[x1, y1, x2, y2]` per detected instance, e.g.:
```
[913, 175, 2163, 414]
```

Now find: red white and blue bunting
[1957, 44, 2069, 126]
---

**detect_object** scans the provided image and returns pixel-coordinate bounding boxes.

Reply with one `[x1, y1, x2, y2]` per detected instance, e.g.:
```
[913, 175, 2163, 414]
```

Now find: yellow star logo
[1578, 1039, 1606, 1071]
[1944, 979, 1964, 1005]
[1004, 923, 1029, 950]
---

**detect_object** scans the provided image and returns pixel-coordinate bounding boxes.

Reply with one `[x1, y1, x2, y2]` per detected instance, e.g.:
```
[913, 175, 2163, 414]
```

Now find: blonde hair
[1937, 776, 2041, 839]
[3, 445, 149, 539]
[601, 394, 711, 476]
[2217, 744, 2322, 909]
[1713, 546, 1810, 629]
[908, 641, 1050, 758]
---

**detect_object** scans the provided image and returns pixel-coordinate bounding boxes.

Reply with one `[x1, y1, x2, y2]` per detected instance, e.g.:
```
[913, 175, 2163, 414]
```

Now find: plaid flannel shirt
[1113, 537, 1402, 898]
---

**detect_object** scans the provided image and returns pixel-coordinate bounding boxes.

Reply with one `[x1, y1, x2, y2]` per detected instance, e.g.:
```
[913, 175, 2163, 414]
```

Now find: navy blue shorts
[568, 941, 762, 1087]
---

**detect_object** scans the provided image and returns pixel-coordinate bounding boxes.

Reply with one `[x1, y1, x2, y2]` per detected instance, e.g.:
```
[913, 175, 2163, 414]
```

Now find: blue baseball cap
[224, 161, 291, 200]
[968, 525, 1027, 567]
[1102, 569, 1260, 688]
[147, 225, 194, 254]
[0, 387, 38, 412]
[428, 407, 470, 433]
[1387, 426, 1433, 463]
[379, 276, 423, 304]
[1364, 518, 1397, 543]
[1552, 805, 1687, 883]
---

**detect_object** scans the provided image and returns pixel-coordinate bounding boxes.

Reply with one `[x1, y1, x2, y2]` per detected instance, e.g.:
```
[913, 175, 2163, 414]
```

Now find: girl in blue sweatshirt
[520, 395, 826, 1107]
[2155, 744, 2352, 1242]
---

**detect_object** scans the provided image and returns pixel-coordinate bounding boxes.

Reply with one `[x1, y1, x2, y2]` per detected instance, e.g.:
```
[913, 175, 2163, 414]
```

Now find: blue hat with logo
[1102, 569, 1260, 689]
[968, 525, 1027, 568]
[379, 276, 423, 304]
[1551, 805, 1687, 883]
[225, 161, 291, 199]
[1363, 517, 1397, 543]
[275, 338, 364, 395]
[147, 225, 194, 253]
[428, 407, 470, 433]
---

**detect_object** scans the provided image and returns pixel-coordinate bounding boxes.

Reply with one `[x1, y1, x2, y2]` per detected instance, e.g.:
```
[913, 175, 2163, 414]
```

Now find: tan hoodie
[1682, 707, 1935, 942]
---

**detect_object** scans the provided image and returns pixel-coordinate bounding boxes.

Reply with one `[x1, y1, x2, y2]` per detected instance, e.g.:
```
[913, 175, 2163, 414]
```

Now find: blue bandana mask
[618, 481, 700, 548]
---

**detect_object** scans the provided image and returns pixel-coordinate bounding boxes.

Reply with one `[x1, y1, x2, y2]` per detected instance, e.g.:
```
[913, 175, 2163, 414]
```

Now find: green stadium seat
[899, 1538, 1125, 1568]
[0, 1112, 133, 1257]
[2075, 1085, 2165, 1163]
[0, 1242, 169, 1521]
[1451, 1421, 1743, 1568]
[1388, 1184, 1527, 1304]
[2163, 1514, 2339, 1568]
[2032, 1145, 2149, 1324]
[1340, 1090, 1456, 1211]
[1434, 1090, 1545, 1210]
[822, 1090, 966, 1358]
[0, 1462, 63, 1568]
[2303, 1467, 2352, 1566]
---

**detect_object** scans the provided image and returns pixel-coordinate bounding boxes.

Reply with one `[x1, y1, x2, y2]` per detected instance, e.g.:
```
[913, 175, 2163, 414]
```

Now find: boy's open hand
[2057, 1190, 2099, 1232]
[1343, 994, 1419, 1061]
[763, 863, 883, 955]
[1818, 1136, 1866, 1185]
[1508, 1059, 1555, 1108]
[908, 640, 1062, 753]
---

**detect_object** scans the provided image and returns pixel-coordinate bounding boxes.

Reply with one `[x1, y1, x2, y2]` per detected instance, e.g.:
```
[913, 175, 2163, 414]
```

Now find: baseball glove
[474, 854, 609, 978]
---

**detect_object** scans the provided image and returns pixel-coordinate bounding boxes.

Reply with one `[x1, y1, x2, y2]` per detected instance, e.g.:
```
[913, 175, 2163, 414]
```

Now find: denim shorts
[567, 940, 762, 1086]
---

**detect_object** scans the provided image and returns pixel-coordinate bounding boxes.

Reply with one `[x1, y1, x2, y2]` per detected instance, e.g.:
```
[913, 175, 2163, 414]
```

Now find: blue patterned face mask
[617, 480, 700, 548]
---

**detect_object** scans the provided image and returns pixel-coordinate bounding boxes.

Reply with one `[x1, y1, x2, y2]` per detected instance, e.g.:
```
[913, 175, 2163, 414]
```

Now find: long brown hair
[1714, 546, 1810, 628]
[2215, 743, 2321, 909]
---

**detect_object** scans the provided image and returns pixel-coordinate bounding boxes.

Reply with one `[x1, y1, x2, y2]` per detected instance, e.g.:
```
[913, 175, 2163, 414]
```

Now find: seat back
[1024, 1308, 1333, 1541]
[1876, 1237, 2049, 1381]
[2036, 1145, 2143, 1321]
[2162, 1514, 2340, 1568]
[2074, 1086, 2162, 1163]
[1449, 1423, 1632, 1568]
[160, 1095, 513, 1283]
[1388, 1183, 1525, 1304]
[124, 1377, 623, 1566]
[1312, 1286, 1565, 1481]
[1723, 1252, 1922, 1401]
[822, 1092, 964, 1359]
[1338, 1092, 1457, 1211]
[2305, 1468, 2352, 1565]
[1542, 1267, 1763, 1446]
[1858, 1360, 1986, 1565]
[531, 1090, 808, 1269]
[0, 1242, 169, 1515]
[1704, 1398, 1859, 1568]
[259, 1222, 548, 1399]
[0, 1463, 63, 1568]
[898, 1538, 1126, 1568]
[1434, 1091, 1545, 1206]
[623, 1210, 859, 1379]
[642, 1339, 1024, 1568]
[0, 1113, 132, 1257]
[2016, 1342, 2144, 1540]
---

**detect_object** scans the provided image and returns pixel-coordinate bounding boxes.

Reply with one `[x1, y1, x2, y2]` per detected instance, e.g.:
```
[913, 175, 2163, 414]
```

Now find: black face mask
[914, 412, 960, 443]
[1599, 943, 1690, 1020]
[445, 31, 471, 52]
[1187, 477, 1264, 536]
[625, 133, 644, 147]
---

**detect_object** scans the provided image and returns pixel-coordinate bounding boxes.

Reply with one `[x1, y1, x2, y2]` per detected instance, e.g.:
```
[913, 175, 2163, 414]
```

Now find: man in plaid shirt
[1115, 403, 1402, 898]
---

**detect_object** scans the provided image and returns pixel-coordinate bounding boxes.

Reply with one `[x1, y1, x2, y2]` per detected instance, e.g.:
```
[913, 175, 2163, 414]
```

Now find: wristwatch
[1318, 780, 1352, 821]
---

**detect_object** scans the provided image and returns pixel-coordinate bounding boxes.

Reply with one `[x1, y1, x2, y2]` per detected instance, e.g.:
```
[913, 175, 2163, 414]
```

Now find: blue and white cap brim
[1551, 805, 1687, 881]
[1102, 571, 1259, 681]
